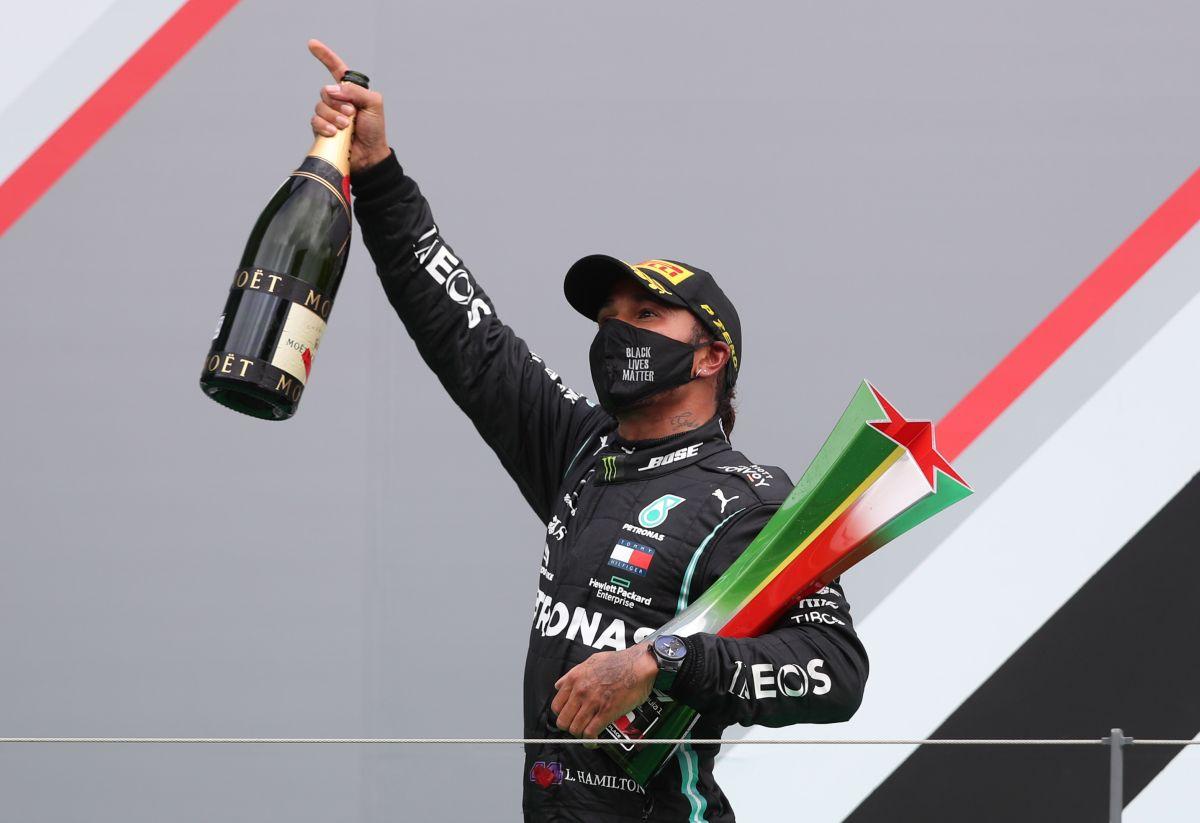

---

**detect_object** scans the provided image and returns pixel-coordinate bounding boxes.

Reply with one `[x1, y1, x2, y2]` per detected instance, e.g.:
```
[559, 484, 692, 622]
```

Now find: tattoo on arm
[591, 652, 642, 692]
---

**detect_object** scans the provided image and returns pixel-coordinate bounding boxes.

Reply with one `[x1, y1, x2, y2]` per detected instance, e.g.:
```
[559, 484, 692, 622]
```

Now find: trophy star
[866, 383, 969, 491]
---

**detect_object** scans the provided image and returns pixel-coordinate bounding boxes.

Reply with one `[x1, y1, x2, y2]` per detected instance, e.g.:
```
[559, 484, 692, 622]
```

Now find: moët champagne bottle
[199, 70, 369, 420]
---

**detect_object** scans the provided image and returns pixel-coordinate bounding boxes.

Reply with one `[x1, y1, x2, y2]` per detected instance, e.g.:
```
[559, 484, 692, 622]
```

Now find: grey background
[2, 1, 1199, 820]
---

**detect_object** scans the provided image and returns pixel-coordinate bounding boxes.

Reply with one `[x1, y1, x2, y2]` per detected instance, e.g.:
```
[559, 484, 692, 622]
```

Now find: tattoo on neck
[670, 411, 699, 431]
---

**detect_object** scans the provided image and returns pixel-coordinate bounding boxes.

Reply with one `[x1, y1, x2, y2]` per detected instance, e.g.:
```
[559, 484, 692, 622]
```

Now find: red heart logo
[531, 763, 556, 789]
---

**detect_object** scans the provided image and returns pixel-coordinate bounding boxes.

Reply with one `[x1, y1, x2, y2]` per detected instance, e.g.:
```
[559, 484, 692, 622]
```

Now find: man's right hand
[307, 39, 390, 175]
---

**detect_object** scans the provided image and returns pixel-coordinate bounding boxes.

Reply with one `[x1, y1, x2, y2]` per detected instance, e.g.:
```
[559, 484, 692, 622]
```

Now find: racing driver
[308, 40, 869, 822]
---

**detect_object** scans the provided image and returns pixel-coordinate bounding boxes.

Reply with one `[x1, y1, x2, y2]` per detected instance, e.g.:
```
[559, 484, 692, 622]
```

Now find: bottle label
[224, 267, 336, 386]
[270, 302, 325, 385]
[203, 351, 306, 404]
[229, 267, 335, 319]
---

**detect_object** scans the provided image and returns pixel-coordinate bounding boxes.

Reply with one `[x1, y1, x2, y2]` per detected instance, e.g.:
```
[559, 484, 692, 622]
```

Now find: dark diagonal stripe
[846, 471, 1200, 823]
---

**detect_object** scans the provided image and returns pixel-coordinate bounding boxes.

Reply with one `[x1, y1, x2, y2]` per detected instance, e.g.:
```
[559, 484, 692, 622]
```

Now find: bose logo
[638, 443, 701, 472]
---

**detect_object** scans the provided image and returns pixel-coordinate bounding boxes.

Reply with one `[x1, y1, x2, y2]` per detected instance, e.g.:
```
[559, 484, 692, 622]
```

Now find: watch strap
[651, 635, 688, 693]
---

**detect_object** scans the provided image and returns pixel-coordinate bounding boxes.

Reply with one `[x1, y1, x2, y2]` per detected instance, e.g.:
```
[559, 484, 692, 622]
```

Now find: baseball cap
[563, 255, 742, 387]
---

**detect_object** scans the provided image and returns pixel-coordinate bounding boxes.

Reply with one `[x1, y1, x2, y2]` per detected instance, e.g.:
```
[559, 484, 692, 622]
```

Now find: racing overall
[352, 151, 869, 822]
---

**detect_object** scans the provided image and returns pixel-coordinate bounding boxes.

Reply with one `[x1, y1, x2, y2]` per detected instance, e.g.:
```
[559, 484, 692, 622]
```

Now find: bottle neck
[307, 114, 354, 176]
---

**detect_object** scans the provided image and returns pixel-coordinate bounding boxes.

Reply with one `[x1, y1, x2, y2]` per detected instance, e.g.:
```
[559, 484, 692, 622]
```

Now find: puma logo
[712, 489, 740, 514]
[591, 434, 610, 456]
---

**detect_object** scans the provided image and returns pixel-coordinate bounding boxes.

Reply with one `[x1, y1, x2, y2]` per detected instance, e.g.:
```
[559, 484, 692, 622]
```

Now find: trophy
[600, 381, 972, 784]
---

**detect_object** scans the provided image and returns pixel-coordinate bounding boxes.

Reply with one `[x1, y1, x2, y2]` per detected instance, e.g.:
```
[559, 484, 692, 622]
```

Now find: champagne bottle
[199, 70, 370, 420]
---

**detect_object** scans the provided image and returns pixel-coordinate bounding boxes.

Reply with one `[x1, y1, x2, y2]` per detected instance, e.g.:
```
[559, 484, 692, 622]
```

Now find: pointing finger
[307, 38, 349, 82]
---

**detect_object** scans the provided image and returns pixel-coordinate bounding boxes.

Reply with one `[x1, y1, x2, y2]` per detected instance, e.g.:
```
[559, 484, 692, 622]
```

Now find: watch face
[654, 635, 687, 661]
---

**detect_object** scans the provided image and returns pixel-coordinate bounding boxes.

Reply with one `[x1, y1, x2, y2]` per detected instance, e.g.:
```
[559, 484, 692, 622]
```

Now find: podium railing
[4, 729, 1197, 822]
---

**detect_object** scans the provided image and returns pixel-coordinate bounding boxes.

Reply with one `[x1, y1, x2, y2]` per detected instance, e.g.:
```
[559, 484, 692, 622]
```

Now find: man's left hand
[551, 643, 659, 738]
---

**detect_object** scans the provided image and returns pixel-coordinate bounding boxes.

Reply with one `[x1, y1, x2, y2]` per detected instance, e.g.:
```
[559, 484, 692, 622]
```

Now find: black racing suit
[352, 150, 870, 822]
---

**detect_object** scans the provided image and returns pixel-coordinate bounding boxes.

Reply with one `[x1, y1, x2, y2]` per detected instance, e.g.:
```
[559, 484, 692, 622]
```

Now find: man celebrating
[308, 41, 868, 822]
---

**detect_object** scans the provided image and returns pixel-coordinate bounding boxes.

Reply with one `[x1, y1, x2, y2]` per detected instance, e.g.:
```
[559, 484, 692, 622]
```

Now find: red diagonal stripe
[0, 0, 240, 237]
[937, 167, 1200, 461]
[4, 0, 1197, 467]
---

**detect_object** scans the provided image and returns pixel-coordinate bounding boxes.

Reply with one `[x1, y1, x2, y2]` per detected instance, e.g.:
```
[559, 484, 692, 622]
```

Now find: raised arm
[308, 41, 608, 520]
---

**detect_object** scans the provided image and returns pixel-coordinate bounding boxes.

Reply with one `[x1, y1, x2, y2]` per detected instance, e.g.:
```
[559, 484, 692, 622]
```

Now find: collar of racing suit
[595, 415, 731, 483]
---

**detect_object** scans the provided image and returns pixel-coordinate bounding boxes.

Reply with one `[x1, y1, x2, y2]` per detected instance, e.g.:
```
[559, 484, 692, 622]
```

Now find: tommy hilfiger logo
[608, 538, 655, 576]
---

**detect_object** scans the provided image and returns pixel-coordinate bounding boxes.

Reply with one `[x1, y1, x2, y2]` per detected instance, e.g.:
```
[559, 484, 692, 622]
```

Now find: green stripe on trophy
[599, 380, 972, 786]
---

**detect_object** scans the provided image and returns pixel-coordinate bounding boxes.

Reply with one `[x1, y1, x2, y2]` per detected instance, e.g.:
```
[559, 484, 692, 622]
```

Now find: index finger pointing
[307, 38, 349, 82]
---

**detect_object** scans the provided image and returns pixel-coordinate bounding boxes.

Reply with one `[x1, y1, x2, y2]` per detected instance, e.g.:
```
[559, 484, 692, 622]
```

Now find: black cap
[564, 255, 742, 387]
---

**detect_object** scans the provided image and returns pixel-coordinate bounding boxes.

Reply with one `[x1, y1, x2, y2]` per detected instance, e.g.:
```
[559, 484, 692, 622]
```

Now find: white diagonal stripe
[717, 224, 1200, 821]
[1125, 736, 1200, 822]
[0, 0, 187, 186]
[0, 0, 119, 114]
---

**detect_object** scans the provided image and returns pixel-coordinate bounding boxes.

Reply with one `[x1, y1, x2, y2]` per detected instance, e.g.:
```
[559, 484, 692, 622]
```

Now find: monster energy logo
[601, 455, 618, 481]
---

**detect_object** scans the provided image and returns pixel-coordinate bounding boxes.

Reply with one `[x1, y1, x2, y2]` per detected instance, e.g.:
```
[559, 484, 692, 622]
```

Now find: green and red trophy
[599, 381, 972, 784]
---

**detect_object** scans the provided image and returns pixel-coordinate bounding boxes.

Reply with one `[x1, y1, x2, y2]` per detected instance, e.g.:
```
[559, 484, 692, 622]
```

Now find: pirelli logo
[631, 269, 673, 297]
[625, 258, 740, 373]
[699, 303, 739, 370]
[633, 259, 695, 285]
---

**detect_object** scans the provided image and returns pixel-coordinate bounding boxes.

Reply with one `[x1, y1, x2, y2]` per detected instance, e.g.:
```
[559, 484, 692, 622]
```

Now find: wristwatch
[649, 634, 688, 693]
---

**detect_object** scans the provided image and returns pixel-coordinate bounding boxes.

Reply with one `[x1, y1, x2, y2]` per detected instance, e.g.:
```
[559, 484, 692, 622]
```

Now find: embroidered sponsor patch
[607, 538, 655, 576]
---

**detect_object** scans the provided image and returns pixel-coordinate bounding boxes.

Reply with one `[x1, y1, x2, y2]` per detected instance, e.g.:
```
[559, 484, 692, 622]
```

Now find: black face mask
[588, 320, 710, 414]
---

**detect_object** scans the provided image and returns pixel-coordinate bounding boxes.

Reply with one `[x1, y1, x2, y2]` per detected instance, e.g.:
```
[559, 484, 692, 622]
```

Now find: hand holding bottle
[307, 39, 390, 174]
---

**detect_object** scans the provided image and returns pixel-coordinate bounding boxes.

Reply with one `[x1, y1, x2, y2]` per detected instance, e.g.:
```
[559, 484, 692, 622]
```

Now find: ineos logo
[418, 232, 495, 329]
[445, 269, 474, 305]
[728, 659, 832, 699]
